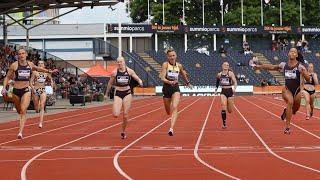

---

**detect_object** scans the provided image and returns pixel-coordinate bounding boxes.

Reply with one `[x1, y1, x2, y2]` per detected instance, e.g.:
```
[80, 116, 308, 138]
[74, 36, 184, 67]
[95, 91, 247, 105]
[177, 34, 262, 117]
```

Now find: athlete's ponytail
[296, 52, 305, 64]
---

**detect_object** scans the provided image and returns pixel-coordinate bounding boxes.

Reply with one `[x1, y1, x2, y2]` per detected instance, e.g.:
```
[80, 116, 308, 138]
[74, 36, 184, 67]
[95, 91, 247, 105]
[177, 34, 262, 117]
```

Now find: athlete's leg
[220, 94, 228, 128]
[38, 93, 47, 128]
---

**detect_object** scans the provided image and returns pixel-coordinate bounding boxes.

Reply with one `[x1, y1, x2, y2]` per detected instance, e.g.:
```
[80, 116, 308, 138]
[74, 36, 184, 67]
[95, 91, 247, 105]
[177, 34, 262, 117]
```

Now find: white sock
[169, 128, 173, 132]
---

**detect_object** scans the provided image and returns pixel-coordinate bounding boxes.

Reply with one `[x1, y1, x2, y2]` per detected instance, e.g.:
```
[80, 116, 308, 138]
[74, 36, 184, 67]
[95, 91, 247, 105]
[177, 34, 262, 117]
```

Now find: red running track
[0, 96, 319, 180]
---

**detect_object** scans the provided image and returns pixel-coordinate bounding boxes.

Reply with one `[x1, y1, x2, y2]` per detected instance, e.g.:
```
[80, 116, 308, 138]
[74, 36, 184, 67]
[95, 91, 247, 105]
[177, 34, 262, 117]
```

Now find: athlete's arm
[313, 73, 319, 85]
[105, 70, 116, 96]
[215, 73, 221, 90]
[230, 71, 238, 92]
[299, 65, 310, 82]
[29, 61, 57, 74]
[128, 68, 143, 87]
[254, 64, 282, 71]
[1, 63, 15, 95]
[178, 63, 191, 86]
[29, 71, 36, 90]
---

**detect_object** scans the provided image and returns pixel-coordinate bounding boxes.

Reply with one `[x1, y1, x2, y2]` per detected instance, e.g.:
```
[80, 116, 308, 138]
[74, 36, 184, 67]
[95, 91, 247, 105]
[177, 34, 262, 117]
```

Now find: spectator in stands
[215, 62, 237, 129]
[30, 60, 54, 128]
[104, 56, 143, 139]
[160, 49, 192, 136]
[252, 48, 310, 134]
[242, 41, 253, 55]
[219, 45, 226, 54]
[1, 48, 57, 139]
[290, 39, 295, 48]
[283, 39, 289, 51]
[236, 73, 241, 80]
[302, 63, 319, 120]
[302, 40, 310, 53]
[268, 77, 279, 86]
[243, 41, 249, 50]
[271, 40, 278, 51]
[296, 39, 302, 51]
[243, 47, 253, 55]
[260, 79, 268, 86]
[244, 77, 249, 84]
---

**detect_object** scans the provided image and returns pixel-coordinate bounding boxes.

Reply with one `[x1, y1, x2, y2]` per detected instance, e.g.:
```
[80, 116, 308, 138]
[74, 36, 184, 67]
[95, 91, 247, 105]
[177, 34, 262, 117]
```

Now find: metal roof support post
[184, 33, 187, 52]
[26, 29, 30, 48]
[129, 34, 132, 53]
[155, 33, 158, 52]
[2, 14, 8, 45]
[213, 24, 217, 51]
[213, 33, 216, 51]
[104, 23, 107, 54]
[118, 22, 122, 57]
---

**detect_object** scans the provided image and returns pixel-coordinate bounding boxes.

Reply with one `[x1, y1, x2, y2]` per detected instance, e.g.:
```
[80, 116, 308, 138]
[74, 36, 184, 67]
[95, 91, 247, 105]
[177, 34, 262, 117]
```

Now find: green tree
[129, 0, 320, 26]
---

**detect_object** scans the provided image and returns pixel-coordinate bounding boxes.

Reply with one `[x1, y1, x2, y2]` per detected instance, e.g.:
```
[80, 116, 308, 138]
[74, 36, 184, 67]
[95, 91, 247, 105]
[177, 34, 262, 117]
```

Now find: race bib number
[284, 70, 297, 79]
[37, 74, 46, 83]
[18, 70, 31, 79]
[167, 71, 179, 80]
[220, 78, 230, 85]
[117, 76, 129, 84]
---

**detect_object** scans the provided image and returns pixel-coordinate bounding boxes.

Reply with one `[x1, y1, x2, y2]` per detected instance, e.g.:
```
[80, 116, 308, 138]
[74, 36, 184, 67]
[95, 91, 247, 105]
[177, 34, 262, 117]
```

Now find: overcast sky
[59, 2, 132, 24]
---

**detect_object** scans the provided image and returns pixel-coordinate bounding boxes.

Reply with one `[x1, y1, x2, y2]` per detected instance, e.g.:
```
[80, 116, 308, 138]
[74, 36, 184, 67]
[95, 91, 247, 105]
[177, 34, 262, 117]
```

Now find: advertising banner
[106, 24, 320, 35]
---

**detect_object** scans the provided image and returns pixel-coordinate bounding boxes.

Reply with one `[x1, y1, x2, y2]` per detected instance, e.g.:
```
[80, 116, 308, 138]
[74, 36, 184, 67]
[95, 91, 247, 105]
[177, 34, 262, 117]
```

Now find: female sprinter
[160, 49, 192, 136]
[302, 63, 318, 120]
[30, 60, 54, 128]
[252, 48, 310, 134]
[215, 62, 237, 129]
[1, 48, 57, 139]
[105, 56, 143, 139]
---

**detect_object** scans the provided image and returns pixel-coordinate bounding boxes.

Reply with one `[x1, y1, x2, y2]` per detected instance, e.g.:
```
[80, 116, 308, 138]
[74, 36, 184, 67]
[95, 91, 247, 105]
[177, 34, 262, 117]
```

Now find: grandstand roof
[0, 0, 120, 15]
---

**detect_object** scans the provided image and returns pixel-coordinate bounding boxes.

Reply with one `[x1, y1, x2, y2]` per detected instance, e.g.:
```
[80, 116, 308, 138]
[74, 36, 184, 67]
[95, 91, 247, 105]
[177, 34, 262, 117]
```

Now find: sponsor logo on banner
[226, 27, 259, 33]
[299, 27, 320, 34]
[188, 26, 220, 33]
[107, 24, 147, 33]
[151, 25, 181, 33]
[114, 26, 145, 32]
[264, 26, 292, 34]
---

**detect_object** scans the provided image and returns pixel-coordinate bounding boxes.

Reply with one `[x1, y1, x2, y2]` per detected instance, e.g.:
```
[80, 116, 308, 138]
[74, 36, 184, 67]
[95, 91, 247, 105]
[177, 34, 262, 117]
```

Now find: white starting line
[1, 145, 320, 151]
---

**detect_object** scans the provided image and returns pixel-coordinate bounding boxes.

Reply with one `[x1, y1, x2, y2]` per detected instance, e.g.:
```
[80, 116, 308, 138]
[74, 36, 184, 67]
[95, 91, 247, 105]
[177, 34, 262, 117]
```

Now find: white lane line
[20, 100, 165, 180]
[5, 149, 320, 163]
[235, 99, 320, 173]
[113, 98, 201, 180]
[254, 96, 320, 120]
[0, 97, 158, 132]
[0, 100, 162, 146]
[193, 97, 241, 180]
[246, 97, 320, 140]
